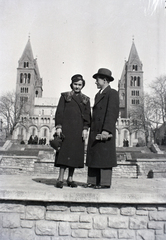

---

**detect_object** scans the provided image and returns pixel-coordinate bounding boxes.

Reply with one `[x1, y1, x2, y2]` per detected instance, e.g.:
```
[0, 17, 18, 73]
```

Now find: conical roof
[128, 41, 140, 64]
[19, 38, 34, 62]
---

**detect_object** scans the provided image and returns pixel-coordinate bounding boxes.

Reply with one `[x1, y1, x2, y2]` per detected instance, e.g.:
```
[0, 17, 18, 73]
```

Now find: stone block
[118, 229, 135, 239]
[71, 229, 88, 238]
[21, 220, 34, 228]
[46, 205, 68, 211]
[129, 217, 147, 229]
[156, 236, 166, 240]
[2, 213, 20, 228]
[70, 206, 86, 212]
[35, 236, 52, 240]
[108, 216, 128, 229]
[88, 230, 102, 238]
[59, 222, 71, 236]
[0, 203, 24, 213]
[79, 214, 92, 223]
[71, 222, 92, 229]
[87, 207, 98, 214]
[155, 230, 164, 235]
[148, 221, 163, 230]
[46, 212, 79, 222]
[120, 206, 135, 216]
[137, 229, 155, 240]
[25, 205, 45, 220]
[158, 206, 166, 211]
[99, 206, 118, 215]
[10, 228, 35, 240]
[0, 228, 10, 240]
[136, 210, 148, 216]
[102, 229, 117, 238]
[137, 206, 156, 211]
[93, 215, 107, 229]
[149, 211, 166, 221]
[35, 220, 57, 236]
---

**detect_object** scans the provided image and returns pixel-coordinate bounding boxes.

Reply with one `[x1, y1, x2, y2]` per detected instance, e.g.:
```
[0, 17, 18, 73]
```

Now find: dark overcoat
[55, 91, 91, 168]
[86, 85, 119, 168]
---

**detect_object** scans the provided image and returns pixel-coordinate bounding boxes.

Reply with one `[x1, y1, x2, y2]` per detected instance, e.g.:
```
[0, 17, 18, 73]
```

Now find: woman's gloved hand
[56, 128, 62, 137]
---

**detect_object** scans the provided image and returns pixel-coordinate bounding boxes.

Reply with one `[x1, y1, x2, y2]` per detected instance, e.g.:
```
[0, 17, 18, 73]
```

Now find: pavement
[0, 174, 166, 204]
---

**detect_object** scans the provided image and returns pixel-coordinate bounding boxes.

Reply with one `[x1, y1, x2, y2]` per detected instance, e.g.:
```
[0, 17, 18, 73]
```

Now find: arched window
[28, 74, 31, 83]
[35, 90, 38, 97]
[132, 65, 137, 71]
[124, 130, 127, 139]
[134, 77, 137, 86]
[24, 73, 27, 84]
[44, 129, 47, 137]
[20, 73, 23, 83]
[137, 77, 140, 86]
[24, 62, 29, 68]
[32, 128, 35, 136]
[130, 76, 133, 86]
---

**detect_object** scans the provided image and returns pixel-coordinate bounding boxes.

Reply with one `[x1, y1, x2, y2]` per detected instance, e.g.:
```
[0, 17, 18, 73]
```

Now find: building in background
[13, 38, 146, 146]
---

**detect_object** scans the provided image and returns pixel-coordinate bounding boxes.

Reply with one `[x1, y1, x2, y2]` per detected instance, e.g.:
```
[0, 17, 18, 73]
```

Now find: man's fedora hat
[93, 68, 114, 82]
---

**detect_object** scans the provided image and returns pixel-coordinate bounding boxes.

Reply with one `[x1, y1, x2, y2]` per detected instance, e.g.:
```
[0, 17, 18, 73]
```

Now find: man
[85, 68, 119, 189]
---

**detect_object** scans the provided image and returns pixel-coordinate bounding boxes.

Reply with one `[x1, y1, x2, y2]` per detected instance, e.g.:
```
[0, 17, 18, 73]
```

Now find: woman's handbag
[49, 133, 65, 151]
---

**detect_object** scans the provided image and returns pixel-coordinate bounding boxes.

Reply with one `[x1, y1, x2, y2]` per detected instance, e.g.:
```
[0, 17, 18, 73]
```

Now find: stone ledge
[0, 175, 165, 204]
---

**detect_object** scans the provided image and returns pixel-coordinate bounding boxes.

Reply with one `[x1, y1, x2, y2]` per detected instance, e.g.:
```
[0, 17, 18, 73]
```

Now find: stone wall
[137, 159, 166, 178]
[0, 200, 166, 240]
[0, 154, 138, 178]
[1, 154, 166, 178]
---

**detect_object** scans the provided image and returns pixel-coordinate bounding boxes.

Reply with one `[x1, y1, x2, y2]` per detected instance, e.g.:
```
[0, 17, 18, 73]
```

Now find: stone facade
[0, 201, 166, 239]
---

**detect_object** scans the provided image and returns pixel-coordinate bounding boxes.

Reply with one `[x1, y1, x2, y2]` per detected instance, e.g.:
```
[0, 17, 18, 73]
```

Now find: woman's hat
[70, 74, 85, 88]
[93, 68, 114, 82]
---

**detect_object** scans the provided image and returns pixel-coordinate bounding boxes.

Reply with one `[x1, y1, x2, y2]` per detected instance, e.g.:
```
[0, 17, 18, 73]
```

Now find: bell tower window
[24, 62, 29, 68]
[132, 65, 137, 71]
[35, 90, 38, 97]
[20, 73, 23, 83]
[28, 74, 31, 83]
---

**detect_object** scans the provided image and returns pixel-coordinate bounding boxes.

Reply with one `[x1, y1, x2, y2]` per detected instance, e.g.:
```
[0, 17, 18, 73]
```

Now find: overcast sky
[0, 0, 166, 99]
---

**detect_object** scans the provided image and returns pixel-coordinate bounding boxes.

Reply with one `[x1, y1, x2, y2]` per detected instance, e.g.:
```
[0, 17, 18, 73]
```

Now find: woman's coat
[55, 91, 91, 168]
[86, 85, 119, 168]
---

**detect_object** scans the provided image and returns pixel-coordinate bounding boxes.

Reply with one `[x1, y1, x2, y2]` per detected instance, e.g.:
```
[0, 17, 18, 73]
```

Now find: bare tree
[149, 75, 166, 125]
[129, 96, 150, 146]
[0, 91, 29, 136]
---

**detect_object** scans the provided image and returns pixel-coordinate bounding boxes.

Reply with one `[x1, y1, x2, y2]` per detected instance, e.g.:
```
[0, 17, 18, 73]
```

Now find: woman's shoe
[67, 180, 77, 188]
[56, 181, 63, 189]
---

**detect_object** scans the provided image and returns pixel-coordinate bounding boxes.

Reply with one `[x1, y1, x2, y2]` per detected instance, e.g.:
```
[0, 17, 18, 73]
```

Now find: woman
[54, 74, 91, 188]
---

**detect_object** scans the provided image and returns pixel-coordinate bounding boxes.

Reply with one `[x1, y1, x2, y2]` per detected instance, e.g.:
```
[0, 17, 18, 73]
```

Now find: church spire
[19, 37, 34, 63]
[128, 40, 141, 65]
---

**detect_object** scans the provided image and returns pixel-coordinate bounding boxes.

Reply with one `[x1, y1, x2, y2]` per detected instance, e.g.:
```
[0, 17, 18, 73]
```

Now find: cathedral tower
[118, 40, 144, 118]
[16, 38, 43, 115]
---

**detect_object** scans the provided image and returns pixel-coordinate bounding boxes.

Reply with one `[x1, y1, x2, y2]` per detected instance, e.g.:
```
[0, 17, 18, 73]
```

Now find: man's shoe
[83, 183, 95, 188]
[56, 181, 63, 189]
[94, 185, 110, 189]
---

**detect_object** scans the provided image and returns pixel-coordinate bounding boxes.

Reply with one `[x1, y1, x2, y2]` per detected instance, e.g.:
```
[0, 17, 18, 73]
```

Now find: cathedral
[13, 38, 145, 147]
